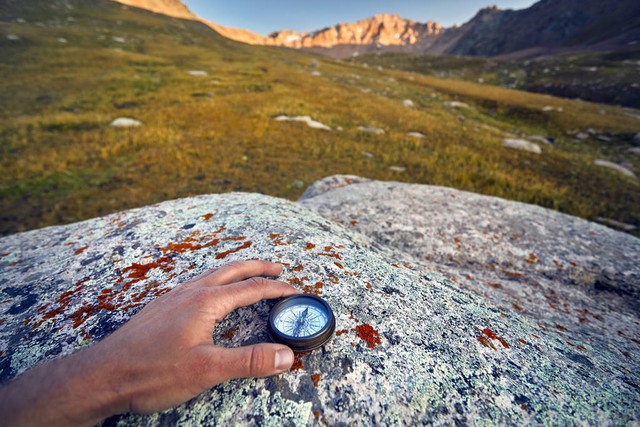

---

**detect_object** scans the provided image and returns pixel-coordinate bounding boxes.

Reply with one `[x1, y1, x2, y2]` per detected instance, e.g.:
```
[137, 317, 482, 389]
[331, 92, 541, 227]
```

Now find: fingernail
[275, 348, 293, 371]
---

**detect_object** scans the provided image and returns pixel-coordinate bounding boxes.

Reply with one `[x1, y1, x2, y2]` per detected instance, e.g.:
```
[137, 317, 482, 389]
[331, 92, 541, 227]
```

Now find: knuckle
[248, 346, 266, 377]
[247, 276, 268, 287]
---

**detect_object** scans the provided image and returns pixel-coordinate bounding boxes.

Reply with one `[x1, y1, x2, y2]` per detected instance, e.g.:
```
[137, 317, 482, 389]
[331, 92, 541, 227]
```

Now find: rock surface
[110, 117, 143, 128]
[501, 138, 542, 154]
[273, 115, 331, 131]
[1, 178, 639, 425]
[593, 159, 637, 178]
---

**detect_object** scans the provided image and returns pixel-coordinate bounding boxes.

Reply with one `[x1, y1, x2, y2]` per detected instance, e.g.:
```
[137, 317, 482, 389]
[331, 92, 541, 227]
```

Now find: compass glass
[273, 303, 328, 338]
[268, 294, 336, 351]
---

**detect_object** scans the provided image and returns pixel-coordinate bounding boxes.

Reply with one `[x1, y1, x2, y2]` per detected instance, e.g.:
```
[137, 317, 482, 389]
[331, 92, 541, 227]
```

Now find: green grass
[349, 51, 640, 109]
[1, 0, 639, 236]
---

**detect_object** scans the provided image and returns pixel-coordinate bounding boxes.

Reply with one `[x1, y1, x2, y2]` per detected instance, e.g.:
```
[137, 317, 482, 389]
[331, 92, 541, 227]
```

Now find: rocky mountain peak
[265, 13, 443, 49]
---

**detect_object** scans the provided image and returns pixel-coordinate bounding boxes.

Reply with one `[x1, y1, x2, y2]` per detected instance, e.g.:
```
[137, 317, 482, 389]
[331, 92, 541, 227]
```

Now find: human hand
[0, 260, 300, 426]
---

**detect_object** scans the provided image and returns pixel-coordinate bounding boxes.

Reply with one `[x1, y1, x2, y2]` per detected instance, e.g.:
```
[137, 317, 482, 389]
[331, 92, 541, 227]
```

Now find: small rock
[16, 18, 26, 23]
[627, 147, 640, 155]
[273, 115, 331, 131]
[407, 132, 425, 139]
[597, 135, 612, 142]
[632, 133, 640, 145]
[188, 70, 208, 77]
[357, 126, 385, 135]
[576, 132, 590, 141]
[310, 71, 321, 77]
[6, 34, 20, 41]
[528, 135, 553, 145]
[501, 138, 542, 154]
[112, 36, 125, 43]
[361, 151, 375, 158]
[402, 99, 414, 108]
[57, 37, 67, 44]
[443, 101, 470, 109]
[289, 180, 305, 189]
[593, 160, 636, 178]
[110, 117, 142, 128]
[596, 217, 637, 231]
[388, 166, 406, 173]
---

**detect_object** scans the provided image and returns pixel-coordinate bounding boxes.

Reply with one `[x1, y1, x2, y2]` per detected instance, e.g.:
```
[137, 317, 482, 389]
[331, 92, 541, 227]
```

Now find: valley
[0, 0, 639, 236]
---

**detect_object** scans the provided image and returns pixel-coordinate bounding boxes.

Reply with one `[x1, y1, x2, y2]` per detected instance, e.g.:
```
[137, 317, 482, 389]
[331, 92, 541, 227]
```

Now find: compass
[268, 294, 335, 352]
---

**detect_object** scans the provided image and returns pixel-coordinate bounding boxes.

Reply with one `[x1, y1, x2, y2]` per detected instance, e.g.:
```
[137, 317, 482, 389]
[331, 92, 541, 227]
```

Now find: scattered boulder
[576, 132, 590, 141]
[407, 132, 425, 139]
[310, 70, 321, 77]
[542, 105, 563, 112]
[593, 160, 636, 178]
[596, 217, 637, 232]
[361, 151, 374, 158]
[627, 147, 640, 155]
[443, 101, 470, 109]
[57, 37, 67, 44]
[357, 126, 384, 135]
[528, 135, 553, 145]
[501, 138, 542, 154]
[388, 166, 406, 173]
[273, 115, 331, 131]
[111, 36, 125, 43]
[2, 177, 638, 424]
[401, 99, 414, 108]
[187, 70, 208, 76]
[110, 117, 142, 128]
[6, 34, 20, 41]
[633, 133, 640, 145]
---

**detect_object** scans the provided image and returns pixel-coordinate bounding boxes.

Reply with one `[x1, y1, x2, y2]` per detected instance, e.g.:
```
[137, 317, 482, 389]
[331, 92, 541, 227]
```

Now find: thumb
[210, 343, 295, 382]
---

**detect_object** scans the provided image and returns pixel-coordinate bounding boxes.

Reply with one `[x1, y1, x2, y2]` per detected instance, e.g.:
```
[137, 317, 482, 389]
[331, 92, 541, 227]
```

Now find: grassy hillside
[350, 51, 640, 109]
[1, 0, 639, 236]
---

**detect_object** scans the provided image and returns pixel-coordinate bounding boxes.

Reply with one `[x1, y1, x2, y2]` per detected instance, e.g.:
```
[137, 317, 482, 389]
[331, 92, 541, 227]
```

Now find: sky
[183, 0, 538, 36]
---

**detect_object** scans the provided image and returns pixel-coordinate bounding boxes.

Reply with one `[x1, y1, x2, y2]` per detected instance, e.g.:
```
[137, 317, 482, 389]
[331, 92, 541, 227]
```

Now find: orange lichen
[354, 324, 382, 348]
[222, 236, 246, 241]
[202, 213, 214, 220]
[290, 351, 309, 371]
[525, 253, 537, 264]
[303, 282, 324, 296]
[215, 241, 252, 259]
[318, 252, 341, 260]
[292, 264, 304, 272]
[555, 324, 568, 332]
[222, 328, 235, 340]
[74, 246, 88, 255]
[311, 373, 321, 387]
[334, 262, 344, 269]
[335, 329, 349, 336]
[365, 283, 373, 290]
[521, 404, 527, 411]
[304, 242, 316, 250]
[513, 303, 523, 311]
[487, 283, 502, 289]
[349, 220, 358, 226]
[477, 328, 510, 349]
[518, 339, 527, 345]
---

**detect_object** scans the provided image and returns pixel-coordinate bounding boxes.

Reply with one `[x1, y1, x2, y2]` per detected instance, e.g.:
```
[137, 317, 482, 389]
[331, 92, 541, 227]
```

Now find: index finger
[187, 260, 284, 288]
[217, 277, 302, 316]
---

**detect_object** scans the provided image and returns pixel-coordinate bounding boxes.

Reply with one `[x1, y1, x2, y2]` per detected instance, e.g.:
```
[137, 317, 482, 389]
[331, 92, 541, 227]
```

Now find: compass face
[273, 303, 328, 338]
[268, 295, 335, 351]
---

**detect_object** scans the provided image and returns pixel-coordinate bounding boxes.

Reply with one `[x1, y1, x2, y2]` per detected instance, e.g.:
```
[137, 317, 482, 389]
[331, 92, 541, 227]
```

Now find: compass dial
[268, 295, 335, 351]
[274, 304, 328, 338]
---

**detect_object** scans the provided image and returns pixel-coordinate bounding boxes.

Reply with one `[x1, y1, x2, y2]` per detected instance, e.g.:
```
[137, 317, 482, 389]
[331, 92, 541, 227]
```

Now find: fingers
[219, 278, 301, 314]
[202, 344, 294, 384]
[190, 260, 284, 288]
